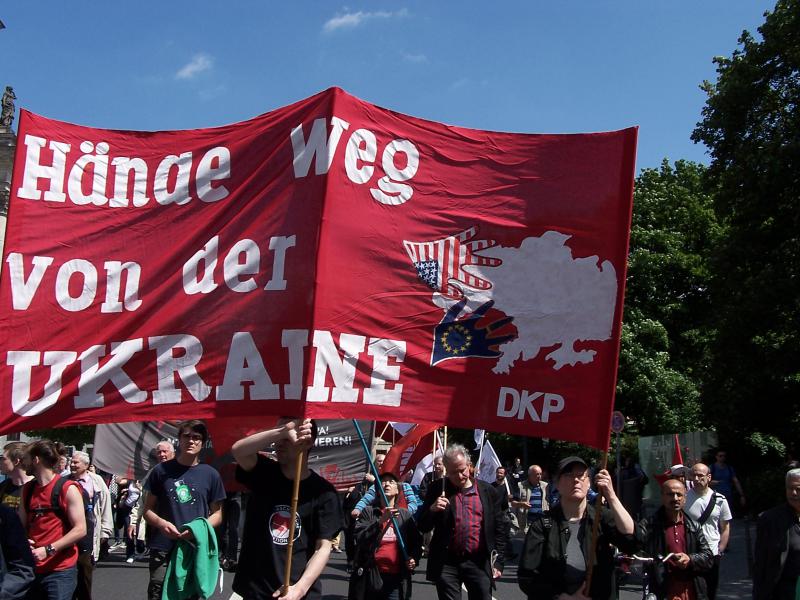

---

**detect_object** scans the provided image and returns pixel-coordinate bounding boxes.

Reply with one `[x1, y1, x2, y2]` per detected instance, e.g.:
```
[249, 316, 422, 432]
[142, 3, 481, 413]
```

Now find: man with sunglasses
[142, 420, 225, 600]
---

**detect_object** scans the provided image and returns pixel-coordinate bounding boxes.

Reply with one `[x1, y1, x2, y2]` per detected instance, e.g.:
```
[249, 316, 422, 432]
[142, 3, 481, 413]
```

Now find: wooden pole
[281, 451, 305, 596]
[441, 426, 448, 497]
[584, 450, 609, 593]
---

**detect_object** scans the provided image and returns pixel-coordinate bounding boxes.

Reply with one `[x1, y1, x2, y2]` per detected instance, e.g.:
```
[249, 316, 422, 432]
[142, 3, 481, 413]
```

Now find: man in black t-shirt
[0, 442, 33, 510]
[143, 420, 225, 600]
[231, 417, 344, 600]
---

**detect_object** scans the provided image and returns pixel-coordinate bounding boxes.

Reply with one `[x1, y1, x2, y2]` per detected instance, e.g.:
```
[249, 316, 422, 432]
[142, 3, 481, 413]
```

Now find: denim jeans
[30, 566, 77, 600]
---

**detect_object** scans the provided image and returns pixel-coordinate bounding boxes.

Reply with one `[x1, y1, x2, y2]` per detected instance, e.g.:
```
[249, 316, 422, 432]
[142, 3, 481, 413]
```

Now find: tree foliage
[616, 160, 720, 435]
[692, 0, 800, 462]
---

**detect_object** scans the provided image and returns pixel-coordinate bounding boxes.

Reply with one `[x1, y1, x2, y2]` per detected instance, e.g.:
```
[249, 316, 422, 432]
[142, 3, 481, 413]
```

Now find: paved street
[92, 520, 753, 600]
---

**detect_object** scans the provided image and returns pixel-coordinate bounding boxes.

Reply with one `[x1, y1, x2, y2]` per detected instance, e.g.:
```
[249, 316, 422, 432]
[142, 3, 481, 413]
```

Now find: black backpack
[23, 476, 96, 554]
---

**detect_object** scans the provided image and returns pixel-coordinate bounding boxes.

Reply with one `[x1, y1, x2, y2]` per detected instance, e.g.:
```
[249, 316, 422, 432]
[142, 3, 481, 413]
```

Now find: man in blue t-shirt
[710, 450, 745, 509]
[143, 420, 225, 600]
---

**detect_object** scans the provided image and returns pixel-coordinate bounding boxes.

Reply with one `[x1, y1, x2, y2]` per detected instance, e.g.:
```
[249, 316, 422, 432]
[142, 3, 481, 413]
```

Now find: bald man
[685, 463, 731, 599]
[127, 441, 175, 551]
[637, 479, 713, 599]
[512, 465, 549, 532]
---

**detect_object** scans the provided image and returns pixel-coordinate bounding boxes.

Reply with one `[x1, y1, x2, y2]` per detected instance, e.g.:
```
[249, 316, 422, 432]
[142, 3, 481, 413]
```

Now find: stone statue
[1, 86, 16, 128]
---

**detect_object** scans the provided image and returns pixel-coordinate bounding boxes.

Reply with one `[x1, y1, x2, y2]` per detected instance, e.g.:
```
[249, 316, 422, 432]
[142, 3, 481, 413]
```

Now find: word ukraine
[8, 330, 406, 417]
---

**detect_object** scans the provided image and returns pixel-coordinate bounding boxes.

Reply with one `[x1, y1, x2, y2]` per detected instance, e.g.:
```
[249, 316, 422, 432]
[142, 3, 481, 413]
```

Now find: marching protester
[349, 471, 423, 600]
[492, 466, 515, 514]
[351, 474, 420, 518]
[752, 468, 800, 600]
[518, 456, 636, 600]
[418, 444, 507, 600]
[128, 440, 175, 556]
[142, 420, 225, 600]
[0, 503, 36, 599]
[231, 417, 344, 600]
[419, 456, 446, 501]
[19, 440, 87, 600]
[115, 478, 142, 563]
[68, 451, 113, 600]
[512, 464, 549, 532]
[0, 441, 33, 510]
[637, 478, 713, 600]
[710, 450, 745, 511]
[685, 463, 732, 600]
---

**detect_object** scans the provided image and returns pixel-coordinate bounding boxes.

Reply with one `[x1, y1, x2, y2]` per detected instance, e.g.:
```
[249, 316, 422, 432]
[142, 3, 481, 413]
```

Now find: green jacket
[162, 517, 220, 600]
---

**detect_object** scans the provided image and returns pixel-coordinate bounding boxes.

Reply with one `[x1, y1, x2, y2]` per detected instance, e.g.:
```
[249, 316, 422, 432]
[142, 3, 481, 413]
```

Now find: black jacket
[0, 504, 35, 600]
[417, 478, 507, 584]
[636, 508, 714, 600]
[348, 506, 422, 600]
[518, 502, 637, 600]
[752, 502, 799, 600]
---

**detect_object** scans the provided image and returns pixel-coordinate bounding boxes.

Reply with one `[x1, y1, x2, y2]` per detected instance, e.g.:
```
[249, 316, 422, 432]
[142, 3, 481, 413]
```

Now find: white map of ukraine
[404, 229, 618, 373]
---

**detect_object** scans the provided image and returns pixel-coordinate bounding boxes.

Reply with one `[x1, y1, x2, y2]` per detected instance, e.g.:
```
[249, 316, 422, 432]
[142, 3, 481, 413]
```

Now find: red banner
[0, 88, 636, 449]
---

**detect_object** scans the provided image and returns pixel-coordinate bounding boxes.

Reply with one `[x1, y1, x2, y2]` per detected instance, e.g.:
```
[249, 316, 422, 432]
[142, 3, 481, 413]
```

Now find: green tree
[692, 0, 800, 464]
[616, 161, 720, 434]
[24, 425, 95, 449]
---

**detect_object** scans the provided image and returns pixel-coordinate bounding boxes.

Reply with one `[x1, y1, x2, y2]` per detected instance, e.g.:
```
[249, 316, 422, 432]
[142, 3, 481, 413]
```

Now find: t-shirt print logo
[174, 480, 192, 504]
[269, 505, 301, 545]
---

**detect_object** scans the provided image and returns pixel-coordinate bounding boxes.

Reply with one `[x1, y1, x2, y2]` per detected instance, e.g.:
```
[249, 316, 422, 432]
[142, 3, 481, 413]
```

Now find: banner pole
[584, 450, 609, 592]
[476, 431, 486, 475]
[352, 419, 408, 560]
[441, 426, 448, 497]
[281, 451, 304, 596]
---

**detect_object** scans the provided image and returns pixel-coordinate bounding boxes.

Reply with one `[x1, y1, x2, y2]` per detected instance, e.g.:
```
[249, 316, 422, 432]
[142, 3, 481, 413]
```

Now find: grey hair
[443, 444, 471, 466]
[72, 451, 90, 465]
[528, 464, 542, 474]
[786, 468, 800, 483]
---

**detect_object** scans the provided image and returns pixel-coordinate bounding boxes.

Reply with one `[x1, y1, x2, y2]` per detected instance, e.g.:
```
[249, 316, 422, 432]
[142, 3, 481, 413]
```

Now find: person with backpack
[18, 440, 87, 600]
[685, 463, 732, 600]
[68, 451, 113, 600]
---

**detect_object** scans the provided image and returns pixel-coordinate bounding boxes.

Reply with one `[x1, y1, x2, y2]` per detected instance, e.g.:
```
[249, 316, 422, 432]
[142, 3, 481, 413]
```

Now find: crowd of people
[0, 422, 797, 600]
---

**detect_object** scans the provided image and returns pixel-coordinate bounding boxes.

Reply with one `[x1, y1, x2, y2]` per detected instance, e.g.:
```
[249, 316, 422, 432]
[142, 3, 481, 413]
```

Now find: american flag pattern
[403, 226, 502, 298]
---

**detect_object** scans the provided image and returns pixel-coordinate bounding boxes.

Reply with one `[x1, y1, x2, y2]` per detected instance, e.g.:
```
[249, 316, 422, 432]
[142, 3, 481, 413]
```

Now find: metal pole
[351, 419, 408, 559]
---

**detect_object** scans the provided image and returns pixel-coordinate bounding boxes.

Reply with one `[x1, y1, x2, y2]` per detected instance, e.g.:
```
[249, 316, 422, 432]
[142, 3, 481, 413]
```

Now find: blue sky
[2, 2, 775, 171]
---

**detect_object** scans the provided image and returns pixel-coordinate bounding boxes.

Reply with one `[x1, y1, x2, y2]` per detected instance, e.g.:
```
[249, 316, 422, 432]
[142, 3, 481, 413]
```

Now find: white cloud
[176, 53, 213, 80]
[402, 52, 428, 64]
[323, 9, 408, 33]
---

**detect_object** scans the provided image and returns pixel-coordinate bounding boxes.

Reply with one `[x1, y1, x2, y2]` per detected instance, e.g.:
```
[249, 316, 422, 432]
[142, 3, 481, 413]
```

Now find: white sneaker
[126, 557, 134, 564]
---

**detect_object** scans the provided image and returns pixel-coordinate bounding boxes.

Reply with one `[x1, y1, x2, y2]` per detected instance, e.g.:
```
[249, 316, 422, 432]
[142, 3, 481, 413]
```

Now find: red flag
[672, 433, 684, 467]
[382, 424, 439, 475]
[0, 88, 636, 449]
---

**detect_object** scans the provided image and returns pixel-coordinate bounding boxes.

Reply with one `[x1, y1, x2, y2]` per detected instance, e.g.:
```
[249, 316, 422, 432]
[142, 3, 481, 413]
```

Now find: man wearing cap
[518, 456, 636, 600]
[418, 444, 507, 600]
[637, 479, 713, 599]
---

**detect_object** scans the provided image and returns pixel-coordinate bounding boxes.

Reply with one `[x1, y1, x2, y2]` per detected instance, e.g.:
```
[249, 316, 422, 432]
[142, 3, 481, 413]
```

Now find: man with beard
[418, 444, 507, 600]
[231, 417, 344, 600]
[685, 463, 731, 600]
[637, 479, 713, 599]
